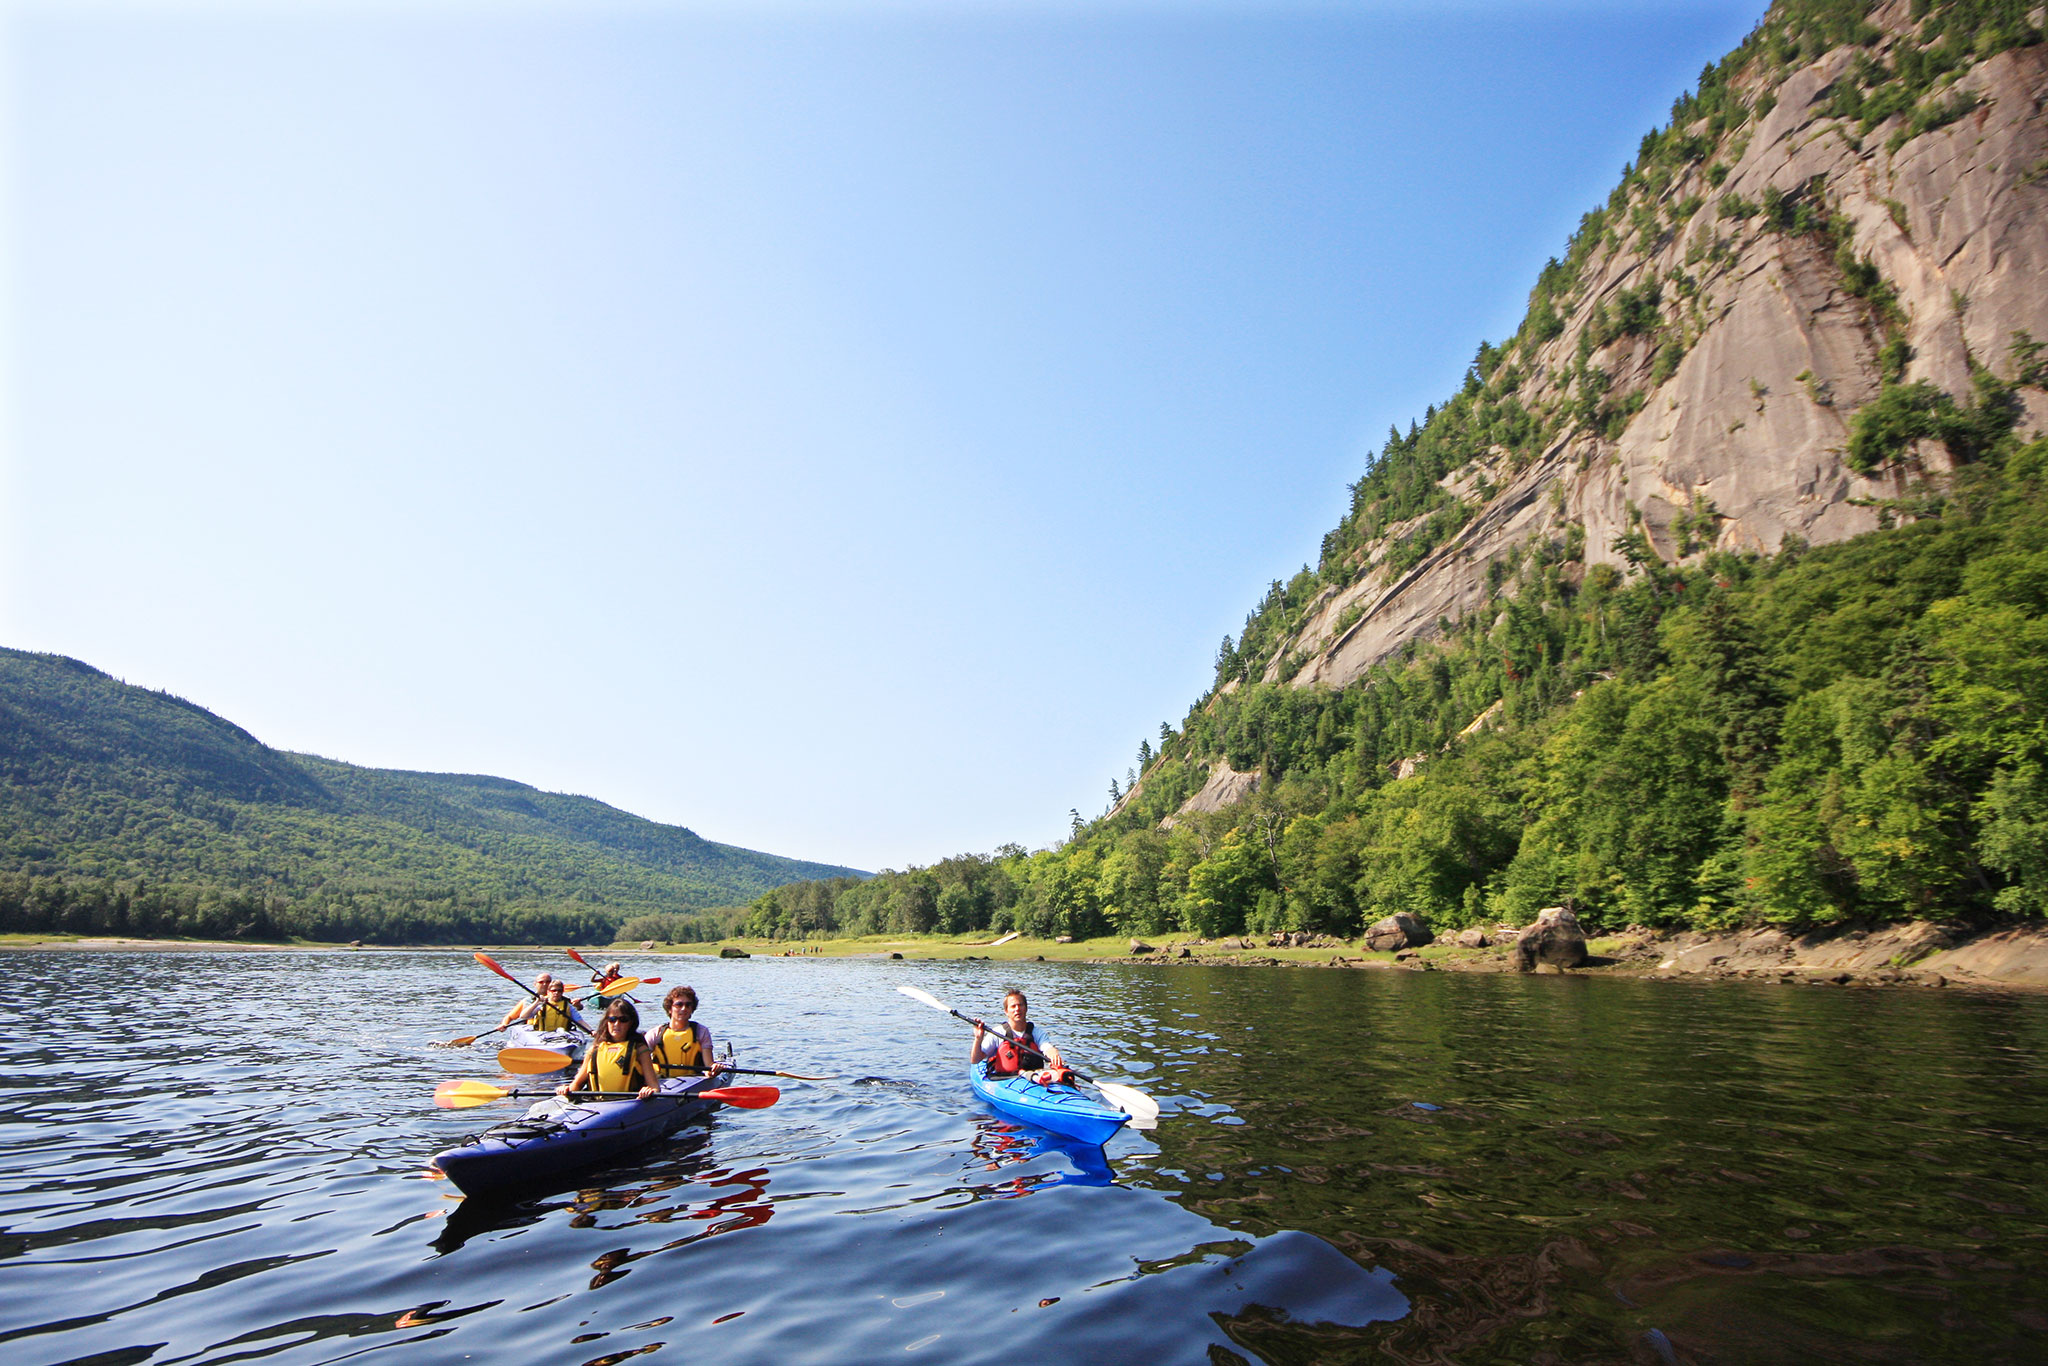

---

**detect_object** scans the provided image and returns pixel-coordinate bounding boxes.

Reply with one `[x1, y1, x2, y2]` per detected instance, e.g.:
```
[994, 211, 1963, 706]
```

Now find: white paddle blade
[1096, 1082, 1160, 1130]
[896, 985, 951, 1014]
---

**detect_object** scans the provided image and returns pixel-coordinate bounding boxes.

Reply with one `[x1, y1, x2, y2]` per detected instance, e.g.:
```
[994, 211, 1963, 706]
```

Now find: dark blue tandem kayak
[969, 1063, 1129, 1147]
[430, 1073, 719, 1196]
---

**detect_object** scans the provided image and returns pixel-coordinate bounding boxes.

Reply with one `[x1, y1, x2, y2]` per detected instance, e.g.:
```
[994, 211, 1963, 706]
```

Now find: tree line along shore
[13, 918, 2046, 992]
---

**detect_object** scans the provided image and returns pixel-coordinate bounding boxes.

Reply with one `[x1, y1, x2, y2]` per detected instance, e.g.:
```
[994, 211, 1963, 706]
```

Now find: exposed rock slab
[1162, 762, 1260, 825]
[1284, 14, 2048, 695]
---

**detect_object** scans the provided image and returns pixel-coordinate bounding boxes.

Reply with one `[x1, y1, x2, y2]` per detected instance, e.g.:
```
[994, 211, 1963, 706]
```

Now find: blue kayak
[430, 1073, 718, 1196]
[969, 1063, 1129, 1147]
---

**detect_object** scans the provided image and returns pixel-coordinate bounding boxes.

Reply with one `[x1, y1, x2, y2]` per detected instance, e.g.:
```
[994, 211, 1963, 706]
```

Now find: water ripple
[3, 950, 2046, 1362]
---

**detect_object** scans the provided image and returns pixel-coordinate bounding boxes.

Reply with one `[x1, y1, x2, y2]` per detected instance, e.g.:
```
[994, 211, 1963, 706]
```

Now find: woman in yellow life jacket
[644, 986, 725, 1080]
[517, 979, 589, 1034]
[557, 1000, 659, 1100]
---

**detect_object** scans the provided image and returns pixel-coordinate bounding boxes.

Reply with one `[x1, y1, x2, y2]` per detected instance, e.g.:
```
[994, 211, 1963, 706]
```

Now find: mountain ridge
[0, 645, 864, 942]
[725, 0, 2048, 949]
[1208, 0, 2047, 707]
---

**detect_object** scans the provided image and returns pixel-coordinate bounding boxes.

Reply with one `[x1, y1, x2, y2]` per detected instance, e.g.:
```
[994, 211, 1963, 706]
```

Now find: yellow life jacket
[530, 997, 576, 1032]
[589, 1040, 646, 1093]
[649, 1022, 706, 1077]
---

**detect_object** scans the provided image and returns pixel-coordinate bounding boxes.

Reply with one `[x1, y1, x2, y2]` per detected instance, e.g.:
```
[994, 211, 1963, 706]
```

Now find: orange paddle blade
[474, 952, 521, 986]
[434, 1079, 513, 1109]
[565, 947, 594, 968]
[497, 1047, 574, 1074]
[701, 1086, 779, 1109]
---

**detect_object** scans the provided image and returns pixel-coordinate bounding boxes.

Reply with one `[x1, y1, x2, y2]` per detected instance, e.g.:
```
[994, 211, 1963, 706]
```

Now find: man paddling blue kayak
[970, 988, 1066, 1080]
[898, 984, 1160, 1132]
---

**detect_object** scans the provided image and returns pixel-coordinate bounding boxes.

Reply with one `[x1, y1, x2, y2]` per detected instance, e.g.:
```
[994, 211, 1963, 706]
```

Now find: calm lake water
[3, 950, 2046, 1364]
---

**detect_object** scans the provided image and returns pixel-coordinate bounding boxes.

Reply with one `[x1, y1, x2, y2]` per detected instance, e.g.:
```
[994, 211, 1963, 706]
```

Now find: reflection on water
[967, 1118, 1116, 1193]
[0, 949, 2043, 1362]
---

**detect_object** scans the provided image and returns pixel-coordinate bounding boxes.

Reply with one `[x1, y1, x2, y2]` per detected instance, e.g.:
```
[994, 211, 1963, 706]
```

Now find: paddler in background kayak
[515, 978, 590, 1034]
[646, 985, 727, 1080]
[499, 972, 556, 1028]
[558, 999, 660, 1100]
[971, 988, 1067, 1080]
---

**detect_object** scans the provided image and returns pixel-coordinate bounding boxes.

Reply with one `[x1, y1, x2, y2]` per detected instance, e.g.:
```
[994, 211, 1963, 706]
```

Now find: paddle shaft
[474, 952, 590, 1033]
[435, 1070, 778, 1110]
[565, 947, 659, 990]
[446, 1020, 515, 1048]
[954, 1009, 1098, 1081]
[898, 985, 1158, 1127]
[493, 1087, 712, 1101]
[662, 1064, 830, 1081]
[494, 1048, 829, 1082]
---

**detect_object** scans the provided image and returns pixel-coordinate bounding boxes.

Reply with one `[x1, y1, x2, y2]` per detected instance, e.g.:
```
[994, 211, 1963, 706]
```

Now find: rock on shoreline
[1106, 918, 2048, 991]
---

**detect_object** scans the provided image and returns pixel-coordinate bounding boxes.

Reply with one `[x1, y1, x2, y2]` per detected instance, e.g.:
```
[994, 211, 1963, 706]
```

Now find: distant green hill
[0, 648, 864, 943]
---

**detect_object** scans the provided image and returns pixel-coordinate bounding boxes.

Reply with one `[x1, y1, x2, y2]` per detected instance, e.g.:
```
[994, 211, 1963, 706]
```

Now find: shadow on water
[6, 950, 2048, 1362]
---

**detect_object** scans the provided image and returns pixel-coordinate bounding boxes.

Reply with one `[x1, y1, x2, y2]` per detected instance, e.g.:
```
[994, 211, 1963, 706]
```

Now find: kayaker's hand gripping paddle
[896, 985, 1160, 1128]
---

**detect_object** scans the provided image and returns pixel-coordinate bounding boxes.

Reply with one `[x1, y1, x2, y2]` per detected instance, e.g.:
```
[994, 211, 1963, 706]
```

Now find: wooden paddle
[896, 984, 1161, 1129]
[504, 1047, 832, 1081]
[432, 1078, 780, 1110]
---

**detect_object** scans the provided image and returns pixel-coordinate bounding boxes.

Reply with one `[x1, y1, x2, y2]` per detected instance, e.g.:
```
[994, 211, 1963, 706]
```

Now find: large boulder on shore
[1455, 928, 1490, 948]
[1514, 907, 1588, 972]
[1365, 913, 1433, 953]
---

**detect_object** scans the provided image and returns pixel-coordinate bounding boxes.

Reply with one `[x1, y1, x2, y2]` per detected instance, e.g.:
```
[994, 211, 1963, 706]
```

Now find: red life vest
[990, 1025, 1045, 1076]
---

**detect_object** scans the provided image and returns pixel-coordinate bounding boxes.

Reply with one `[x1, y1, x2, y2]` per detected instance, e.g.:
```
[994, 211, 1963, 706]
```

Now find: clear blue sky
[1, 0, 1765, 874]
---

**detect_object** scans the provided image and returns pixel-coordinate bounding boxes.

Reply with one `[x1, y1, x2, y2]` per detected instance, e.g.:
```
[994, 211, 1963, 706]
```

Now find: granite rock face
[1274, 4, 2048, 694]
[1158, 761, 1261, 827]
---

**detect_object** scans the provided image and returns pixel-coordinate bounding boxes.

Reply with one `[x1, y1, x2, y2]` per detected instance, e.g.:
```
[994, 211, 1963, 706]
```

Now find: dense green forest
[738, 0, 2048, 945]
[0, 650, 861, 943]
[14, 0, 2042, 951]
[746, 433, 2048, 943]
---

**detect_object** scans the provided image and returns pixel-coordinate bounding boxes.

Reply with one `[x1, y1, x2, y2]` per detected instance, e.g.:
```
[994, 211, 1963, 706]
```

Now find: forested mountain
[0, 649, 862, 942]
[741, 0, 2048, 944]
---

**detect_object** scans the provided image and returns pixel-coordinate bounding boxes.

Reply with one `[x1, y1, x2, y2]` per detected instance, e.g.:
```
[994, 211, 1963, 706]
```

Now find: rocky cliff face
[1260, 0, 2048, 693]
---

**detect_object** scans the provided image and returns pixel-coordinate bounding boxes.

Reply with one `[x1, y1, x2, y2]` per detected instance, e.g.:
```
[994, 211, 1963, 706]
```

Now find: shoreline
[11, 919, 2046, 991]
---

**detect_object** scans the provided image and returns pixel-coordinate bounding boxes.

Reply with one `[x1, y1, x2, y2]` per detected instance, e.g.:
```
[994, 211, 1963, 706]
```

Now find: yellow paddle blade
[599, 976, 641, 997]
[433, 1079, 512, 1109]
[497, 1047, 574, 1074]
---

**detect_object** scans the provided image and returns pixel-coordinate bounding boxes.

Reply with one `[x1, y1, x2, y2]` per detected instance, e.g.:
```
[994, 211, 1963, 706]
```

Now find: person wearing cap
[500, 972, 554, 1027]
